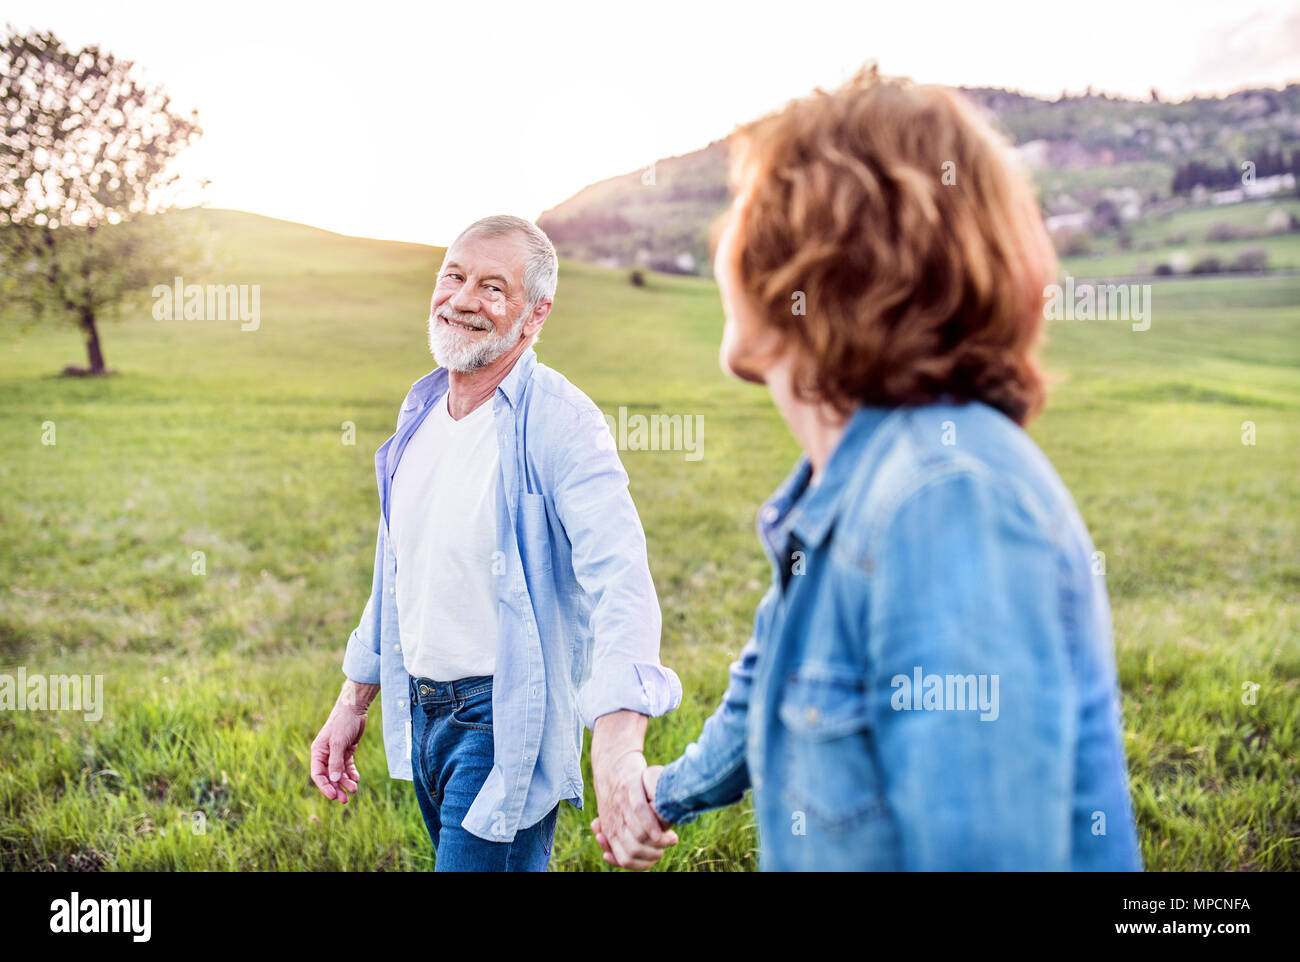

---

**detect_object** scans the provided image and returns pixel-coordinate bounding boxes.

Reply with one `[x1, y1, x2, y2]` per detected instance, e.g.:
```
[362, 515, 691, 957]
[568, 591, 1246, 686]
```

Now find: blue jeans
[408, 674, 559, 871]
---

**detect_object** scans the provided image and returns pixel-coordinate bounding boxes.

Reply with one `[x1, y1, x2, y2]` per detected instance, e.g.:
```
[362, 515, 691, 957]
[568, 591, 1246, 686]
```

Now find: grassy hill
[1060, 196, 1300, 278]
[0, 209, 1296, 870]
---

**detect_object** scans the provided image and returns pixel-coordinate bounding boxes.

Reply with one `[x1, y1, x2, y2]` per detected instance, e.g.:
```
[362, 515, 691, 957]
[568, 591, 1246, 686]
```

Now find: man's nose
[450, 287, 479, 313]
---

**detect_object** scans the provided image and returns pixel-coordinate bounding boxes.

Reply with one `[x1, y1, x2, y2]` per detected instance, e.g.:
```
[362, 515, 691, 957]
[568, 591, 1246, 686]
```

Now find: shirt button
[393, 644, 401, 652]
[397, 699, 405, 709]
[389, 587, 395, 595]
[761, 506, 778, 524]
[805, 706, 820, 725]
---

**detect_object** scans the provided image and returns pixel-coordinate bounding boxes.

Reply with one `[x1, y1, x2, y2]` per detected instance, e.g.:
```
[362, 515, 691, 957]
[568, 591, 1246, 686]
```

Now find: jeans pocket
[777, 666, 887, 835]
[450, 688, 494, 732]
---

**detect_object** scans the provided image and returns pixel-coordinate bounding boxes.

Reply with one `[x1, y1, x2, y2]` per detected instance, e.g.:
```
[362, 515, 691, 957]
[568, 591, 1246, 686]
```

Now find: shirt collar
[757, 405, 896, 557]
[404, 346, 538, 410]
[496, 346, 537, 408]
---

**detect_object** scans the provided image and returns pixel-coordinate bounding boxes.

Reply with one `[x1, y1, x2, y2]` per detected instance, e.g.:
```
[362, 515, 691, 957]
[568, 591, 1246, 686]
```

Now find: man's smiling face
[428, 231, 532, 372]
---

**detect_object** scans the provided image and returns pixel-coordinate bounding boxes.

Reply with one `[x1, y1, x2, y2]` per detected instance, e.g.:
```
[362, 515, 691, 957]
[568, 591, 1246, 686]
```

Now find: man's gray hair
[453, 215, 558, 309]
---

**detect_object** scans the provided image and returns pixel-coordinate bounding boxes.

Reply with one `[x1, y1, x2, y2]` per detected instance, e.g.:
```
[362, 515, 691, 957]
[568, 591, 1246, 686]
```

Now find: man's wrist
[590, 710, 648, 767]
[338, 678, 380, 714]
[600, 747, 645, 769]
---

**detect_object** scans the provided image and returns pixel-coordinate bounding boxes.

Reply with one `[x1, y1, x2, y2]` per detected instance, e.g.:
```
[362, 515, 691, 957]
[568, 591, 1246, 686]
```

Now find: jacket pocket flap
[777, 667, 870, 739]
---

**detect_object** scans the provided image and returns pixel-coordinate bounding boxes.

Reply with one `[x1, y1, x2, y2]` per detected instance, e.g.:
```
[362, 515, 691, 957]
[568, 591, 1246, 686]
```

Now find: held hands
[590, 711, 676, 870]
[592, 764, 673, 869]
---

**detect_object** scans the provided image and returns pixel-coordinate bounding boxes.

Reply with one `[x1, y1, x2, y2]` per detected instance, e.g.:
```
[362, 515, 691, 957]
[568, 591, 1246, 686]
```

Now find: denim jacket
[341, 347, 682, 842]
[653, 402, 1142, 871]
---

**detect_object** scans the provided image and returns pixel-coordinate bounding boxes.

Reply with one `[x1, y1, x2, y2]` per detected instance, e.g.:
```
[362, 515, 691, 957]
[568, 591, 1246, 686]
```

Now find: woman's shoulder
[841, 400, 1081, 545]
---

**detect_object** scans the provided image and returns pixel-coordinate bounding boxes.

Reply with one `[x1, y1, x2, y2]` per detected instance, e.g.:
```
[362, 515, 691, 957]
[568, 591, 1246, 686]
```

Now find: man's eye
[487, 285, 502, 293]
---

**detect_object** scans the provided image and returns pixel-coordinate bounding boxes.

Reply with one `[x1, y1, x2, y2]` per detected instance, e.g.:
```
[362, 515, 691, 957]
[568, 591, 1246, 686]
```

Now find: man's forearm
[338, 678, 380, 712]
[590, 709, 647, 772]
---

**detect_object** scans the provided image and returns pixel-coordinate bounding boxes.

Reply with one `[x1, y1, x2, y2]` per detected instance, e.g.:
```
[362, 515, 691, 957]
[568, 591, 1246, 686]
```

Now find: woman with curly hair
[610, 67, 1142, 871]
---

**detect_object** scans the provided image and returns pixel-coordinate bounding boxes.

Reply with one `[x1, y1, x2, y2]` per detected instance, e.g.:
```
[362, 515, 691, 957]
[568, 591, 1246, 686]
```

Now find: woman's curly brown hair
[727, 65, 1058, 426]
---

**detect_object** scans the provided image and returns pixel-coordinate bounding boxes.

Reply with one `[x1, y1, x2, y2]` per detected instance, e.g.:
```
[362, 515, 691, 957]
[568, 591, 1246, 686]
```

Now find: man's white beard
[428, 302, 529, 372]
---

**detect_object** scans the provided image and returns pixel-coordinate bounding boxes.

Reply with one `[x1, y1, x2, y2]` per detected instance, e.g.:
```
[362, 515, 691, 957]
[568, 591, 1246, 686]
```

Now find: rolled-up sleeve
[341, 516, 385, 685]
[550, 400, 682, 730]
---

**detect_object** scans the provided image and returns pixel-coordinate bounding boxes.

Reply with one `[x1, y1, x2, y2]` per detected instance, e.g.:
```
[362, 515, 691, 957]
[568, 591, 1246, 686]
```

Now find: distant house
[1016, 139, 1051, 169]
[1045, 211, 1090, 233]
[1245, 173, 1296, 198]
[1212, 174, 1295, 206]
[635, 247, 699, 276]
[1106, 186, 1143, 221]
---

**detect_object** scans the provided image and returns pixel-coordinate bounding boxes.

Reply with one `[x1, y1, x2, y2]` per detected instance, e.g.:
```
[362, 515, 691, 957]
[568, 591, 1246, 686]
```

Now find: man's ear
[523, 298, 552, 338]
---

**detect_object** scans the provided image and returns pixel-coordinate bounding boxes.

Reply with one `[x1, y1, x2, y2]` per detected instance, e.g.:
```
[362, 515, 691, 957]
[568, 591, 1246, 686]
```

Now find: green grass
[1, 209, 1297, 871]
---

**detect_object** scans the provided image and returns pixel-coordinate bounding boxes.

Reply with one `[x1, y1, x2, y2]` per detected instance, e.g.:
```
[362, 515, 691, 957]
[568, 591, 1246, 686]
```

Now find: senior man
[310, 215, 681, 871]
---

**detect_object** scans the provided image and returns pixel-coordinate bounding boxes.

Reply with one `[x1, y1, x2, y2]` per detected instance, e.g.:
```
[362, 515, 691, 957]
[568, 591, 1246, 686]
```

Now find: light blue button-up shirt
[341, 347, 682, 842]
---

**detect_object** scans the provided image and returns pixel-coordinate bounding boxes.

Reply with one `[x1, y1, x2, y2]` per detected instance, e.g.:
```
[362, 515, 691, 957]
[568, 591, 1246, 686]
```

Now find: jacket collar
[758, 405, 896, 556]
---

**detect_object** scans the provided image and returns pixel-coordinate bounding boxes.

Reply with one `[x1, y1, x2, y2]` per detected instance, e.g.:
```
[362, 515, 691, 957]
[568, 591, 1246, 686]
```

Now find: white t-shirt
[390, 393, 500, 680]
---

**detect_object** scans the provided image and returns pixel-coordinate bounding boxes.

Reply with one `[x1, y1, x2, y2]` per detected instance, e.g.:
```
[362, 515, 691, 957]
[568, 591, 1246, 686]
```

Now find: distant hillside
[538, 140, 728, 275]
[538, 84, 1300, 275]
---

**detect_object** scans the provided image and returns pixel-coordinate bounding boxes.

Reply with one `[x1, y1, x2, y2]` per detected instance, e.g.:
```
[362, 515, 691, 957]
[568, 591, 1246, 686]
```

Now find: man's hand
[590, 710, 678, 870]
[310, 679, 378, 805]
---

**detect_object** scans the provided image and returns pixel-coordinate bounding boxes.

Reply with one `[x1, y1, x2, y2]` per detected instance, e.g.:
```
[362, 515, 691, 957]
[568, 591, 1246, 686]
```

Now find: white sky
[9, 0, 1300, 245]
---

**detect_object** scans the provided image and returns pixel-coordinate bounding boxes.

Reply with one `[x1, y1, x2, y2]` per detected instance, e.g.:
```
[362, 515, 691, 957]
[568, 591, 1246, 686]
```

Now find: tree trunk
[81, 309, 106, 374]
